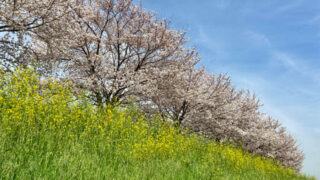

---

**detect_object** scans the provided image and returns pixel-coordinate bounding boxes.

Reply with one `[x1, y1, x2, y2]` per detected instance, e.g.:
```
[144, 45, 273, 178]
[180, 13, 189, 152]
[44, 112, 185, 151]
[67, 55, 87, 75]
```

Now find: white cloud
[273, 52, 298, 69]
[271, 51, 320, 87]
[194, 25, 228, 61]
[309, 15, 320, 24]
[244, 30, 272, 48]
[305, 14, 320, 39]
[215, 0, 230, 9]
[274, 0, 303, 14]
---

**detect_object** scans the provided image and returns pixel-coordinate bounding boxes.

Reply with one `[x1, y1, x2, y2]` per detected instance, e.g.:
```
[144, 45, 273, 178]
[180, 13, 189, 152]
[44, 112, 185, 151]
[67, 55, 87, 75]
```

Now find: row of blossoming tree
[0, 0, 304, 171]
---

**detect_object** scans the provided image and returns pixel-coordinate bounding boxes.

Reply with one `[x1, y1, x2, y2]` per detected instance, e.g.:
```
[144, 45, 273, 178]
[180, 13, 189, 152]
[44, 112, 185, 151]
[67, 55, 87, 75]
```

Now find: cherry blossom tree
[0, 0, 71, 71]
[29, 0, 199, 106]
[135, 66, 241, 126]
[137, 66, 304, 171]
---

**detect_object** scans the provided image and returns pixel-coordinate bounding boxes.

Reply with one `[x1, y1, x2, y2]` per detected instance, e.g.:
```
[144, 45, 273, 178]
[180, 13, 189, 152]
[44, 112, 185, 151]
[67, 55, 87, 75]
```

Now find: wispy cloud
[309, 15, 320, 38]
[241, 31, 320, 88]
[271, 51, 320, 86]
[274, 0, 303, 14]
[244, 30, 272, 48]
[215, 0, 230, 9]
[273, 52, 298, 69]
[308, 15, 320, 24]
[304, 14, 320, 38]
[193, 25, 228, 61]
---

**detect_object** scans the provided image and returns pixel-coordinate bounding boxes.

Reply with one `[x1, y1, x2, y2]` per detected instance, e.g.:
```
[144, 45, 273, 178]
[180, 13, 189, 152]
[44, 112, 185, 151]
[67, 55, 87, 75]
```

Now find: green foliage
[0, 67, 315, 179]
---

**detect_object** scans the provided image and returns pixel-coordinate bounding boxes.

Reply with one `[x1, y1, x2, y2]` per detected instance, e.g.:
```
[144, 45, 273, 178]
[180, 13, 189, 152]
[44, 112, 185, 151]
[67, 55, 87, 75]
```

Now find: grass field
[0, 68, 315, 179]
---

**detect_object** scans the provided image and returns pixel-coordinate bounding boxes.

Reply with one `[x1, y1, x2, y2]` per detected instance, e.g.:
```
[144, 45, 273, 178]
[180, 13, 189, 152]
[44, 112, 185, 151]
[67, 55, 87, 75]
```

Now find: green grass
[0, 67, 315, 179]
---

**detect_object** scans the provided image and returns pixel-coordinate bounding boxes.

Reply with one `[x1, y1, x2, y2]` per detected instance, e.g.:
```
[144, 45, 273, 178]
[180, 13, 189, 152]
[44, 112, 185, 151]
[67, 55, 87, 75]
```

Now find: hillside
[0, 68, 315, 179]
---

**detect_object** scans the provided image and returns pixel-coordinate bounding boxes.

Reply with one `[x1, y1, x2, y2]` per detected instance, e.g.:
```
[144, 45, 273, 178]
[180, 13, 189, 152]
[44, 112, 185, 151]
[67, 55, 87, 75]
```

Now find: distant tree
[137, 66, 303, 171]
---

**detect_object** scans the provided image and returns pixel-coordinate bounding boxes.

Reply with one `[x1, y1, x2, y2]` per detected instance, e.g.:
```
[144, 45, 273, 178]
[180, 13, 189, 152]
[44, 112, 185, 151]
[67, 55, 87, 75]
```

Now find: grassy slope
[0, 68, 315, 180]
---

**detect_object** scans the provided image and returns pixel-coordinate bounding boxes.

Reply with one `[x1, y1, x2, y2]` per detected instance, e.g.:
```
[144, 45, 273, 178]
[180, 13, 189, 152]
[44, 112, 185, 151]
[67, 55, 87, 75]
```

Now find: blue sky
[137, 0, 320, 178]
